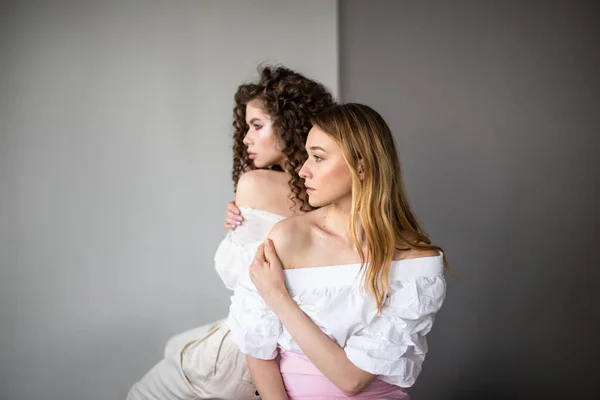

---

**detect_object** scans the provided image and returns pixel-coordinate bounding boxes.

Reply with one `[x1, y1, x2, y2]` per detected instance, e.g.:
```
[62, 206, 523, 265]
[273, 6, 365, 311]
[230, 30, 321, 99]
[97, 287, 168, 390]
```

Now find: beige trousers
[127, 319, 258, 400]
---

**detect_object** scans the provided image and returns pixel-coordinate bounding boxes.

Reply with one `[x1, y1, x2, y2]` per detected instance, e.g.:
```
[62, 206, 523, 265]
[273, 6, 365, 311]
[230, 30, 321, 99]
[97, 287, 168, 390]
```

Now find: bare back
[235, 169, 305, 218]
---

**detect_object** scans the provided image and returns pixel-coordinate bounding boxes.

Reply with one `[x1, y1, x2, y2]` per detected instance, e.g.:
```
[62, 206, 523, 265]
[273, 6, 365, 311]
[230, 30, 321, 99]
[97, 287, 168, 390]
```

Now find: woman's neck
[264, 161, 291, 175]
[320, 195, 358, 245]
[275, 157, 288, 172]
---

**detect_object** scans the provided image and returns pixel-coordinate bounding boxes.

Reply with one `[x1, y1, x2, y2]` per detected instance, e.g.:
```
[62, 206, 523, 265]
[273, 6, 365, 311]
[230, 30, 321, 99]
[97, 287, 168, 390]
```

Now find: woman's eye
[313, 155, 323, 162]
[254, 124, 262, 130]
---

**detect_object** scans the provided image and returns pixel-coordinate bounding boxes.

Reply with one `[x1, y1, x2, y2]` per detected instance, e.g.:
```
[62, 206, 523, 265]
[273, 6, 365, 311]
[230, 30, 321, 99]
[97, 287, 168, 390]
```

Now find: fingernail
[236, 221, 241, 226]
[237, 217, 243, 222]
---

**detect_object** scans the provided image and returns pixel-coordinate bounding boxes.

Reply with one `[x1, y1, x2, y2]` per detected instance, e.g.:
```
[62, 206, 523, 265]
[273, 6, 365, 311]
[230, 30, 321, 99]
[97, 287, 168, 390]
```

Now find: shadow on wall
[444, 353, 597, 399]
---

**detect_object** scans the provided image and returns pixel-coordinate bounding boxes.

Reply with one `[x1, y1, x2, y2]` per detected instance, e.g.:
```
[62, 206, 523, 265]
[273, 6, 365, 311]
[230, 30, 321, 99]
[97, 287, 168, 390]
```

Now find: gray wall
[3, 1, 599, 399]
[339, 0, 599, 398]
[0, 1, 337, 399]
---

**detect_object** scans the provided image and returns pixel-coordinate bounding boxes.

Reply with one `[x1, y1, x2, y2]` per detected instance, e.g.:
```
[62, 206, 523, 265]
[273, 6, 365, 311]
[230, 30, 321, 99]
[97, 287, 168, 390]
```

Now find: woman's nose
[243, 131, 252, 145]
[299, 160, 310, 179]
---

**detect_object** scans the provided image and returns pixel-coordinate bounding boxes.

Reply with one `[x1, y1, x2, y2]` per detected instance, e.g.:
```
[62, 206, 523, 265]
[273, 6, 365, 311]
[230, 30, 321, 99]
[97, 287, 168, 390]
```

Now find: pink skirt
[279, 351, 409, 400]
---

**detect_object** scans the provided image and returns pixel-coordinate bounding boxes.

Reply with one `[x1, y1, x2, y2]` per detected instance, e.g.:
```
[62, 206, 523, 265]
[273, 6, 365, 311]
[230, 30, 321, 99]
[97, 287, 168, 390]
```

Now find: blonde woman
[228, 104, 448, 399]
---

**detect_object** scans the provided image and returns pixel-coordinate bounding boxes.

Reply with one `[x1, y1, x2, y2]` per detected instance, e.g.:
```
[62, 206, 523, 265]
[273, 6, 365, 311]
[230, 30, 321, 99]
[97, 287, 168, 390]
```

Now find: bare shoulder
[235, 169, 293, 213]
[236, 169, 275, 196]
[267, 215, 310, 252]
[395, 230, 440, 260]
[267, 214, 312, 269]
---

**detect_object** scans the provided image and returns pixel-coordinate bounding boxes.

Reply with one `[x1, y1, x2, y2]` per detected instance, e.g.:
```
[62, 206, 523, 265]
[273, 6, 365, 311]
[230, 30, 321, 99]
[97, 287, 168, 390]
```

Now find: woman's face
[243, 100, 285, 169]
[299, 125, 353, 208]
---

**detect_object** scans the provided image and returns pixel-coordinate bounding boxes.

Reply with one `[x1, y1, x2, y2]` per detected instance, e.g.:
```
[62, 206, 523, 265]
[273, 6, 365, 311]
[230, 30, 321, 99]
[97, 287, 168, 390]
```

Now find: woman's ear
[357, 160, 365, 180]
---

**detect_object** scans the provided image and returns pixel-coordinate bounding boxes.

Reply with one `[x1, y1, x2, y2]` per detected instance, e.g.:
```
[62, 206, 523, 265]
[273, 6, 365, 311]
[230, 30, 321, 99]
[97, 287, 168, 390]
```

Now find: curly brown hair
[232, 65, 335, 212]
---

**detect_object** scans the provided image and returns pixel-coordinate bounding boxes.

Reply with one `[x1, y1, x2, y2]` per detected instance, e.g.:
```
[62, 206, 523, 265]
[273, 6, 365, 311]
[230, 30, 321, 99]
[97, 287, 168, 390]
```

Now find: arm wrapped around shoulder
[227, 270, 282, 360]
[345, 274, 447, 387]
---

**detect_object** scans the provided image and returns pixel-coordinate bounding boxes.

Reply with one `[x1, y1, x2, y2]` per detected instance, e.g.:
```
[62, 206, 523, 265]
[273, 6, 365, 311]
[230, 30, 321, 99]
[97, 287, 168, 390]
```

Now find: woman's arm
[246, 356, 289, 400]
[226, 241, 287, 398]
[266, 286, 375, 396]
[251, 240, 376, 397]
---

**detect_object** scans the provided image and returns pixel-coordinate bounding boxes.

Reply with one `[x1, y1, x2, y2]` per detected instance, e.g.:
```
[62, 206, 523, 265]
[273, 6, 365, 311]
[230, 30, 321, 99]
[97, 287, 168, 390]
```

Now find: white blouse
[214, 206, 285, 290]
[227, 253, 446, 388]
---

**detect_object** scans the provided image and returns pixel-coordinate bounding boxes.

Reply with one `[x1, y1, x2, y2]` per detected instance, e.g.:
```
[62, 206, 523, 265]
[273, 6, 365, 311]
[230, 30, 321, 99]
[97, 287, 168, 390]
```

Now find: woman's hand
[249, 239, 290, 306]
[224, 199, 243, 229]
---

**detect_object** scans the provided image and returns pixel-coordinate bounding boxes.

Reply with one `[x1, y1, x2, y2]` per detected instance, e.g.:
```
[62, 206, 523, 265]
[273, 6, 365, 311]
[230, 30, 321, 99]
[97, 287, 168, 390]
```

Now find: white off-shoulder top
[227, 252, 446, 388]
[214, 206, 285, 290]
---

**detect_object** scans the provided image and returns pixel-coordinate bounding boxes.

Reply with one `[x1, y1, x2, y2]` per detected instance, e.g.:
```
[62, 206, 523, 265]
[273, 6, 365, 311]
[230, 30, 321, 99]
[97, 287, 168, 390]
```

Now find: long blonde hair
[311, 103, 447, 313]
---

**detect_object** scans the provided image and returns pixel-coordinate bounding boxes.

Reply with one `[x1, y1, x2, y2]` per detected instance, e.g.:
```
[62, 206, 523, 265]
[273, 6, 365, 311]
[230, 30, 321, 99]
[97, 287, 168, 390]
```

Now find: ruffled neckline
[238, 206, 287, 221]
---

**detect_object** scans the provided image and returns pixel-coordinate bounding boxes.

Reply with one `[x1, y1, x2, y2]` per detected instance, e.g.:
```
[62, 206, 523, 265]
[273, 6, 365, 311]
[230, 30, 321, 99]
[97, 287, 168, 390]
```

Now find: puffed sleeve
[214, 231, 257, 291]
[227, 269, 282, 360]
[214, 208, 280, 290]
[345, 267, 446, 387]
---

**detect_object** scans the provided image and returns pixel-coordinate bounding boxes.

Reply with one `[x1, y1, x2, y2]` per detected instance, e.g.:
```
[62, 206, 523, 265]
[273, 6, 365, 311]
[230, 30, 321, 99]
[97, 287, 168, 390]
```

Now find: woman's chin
[307, 197, 323, 208]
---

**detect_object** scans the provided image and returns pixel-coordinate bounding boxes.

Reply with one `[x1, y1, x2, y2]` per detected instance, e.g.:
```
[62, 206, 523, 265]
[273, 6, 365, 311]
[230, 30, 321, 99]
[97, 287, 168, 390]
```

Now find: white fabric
[215, 206, 285, 290]
[227, 253, 446, 388]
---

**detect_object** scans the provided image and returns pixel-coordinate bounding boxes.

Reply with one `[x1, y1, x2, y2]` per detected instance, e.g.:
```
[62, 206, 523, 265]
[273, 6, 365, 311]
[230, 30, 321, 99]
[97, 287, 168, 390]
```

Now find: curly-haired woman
[127, 65, 335, 400]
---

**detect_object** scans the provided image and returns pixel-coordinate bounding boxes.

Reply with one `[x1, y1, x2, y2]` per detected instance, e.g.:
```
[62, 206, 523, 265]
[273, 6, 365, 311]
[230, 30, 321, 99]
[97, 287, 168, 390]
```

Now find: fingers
[228, 201, 241, 215]
[253, 243, 267, 264]
[226, 217, 242, 226]
[263, 239, 278, 262]
[224, 217, 240, 229]
[225, 201, 243, 229]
